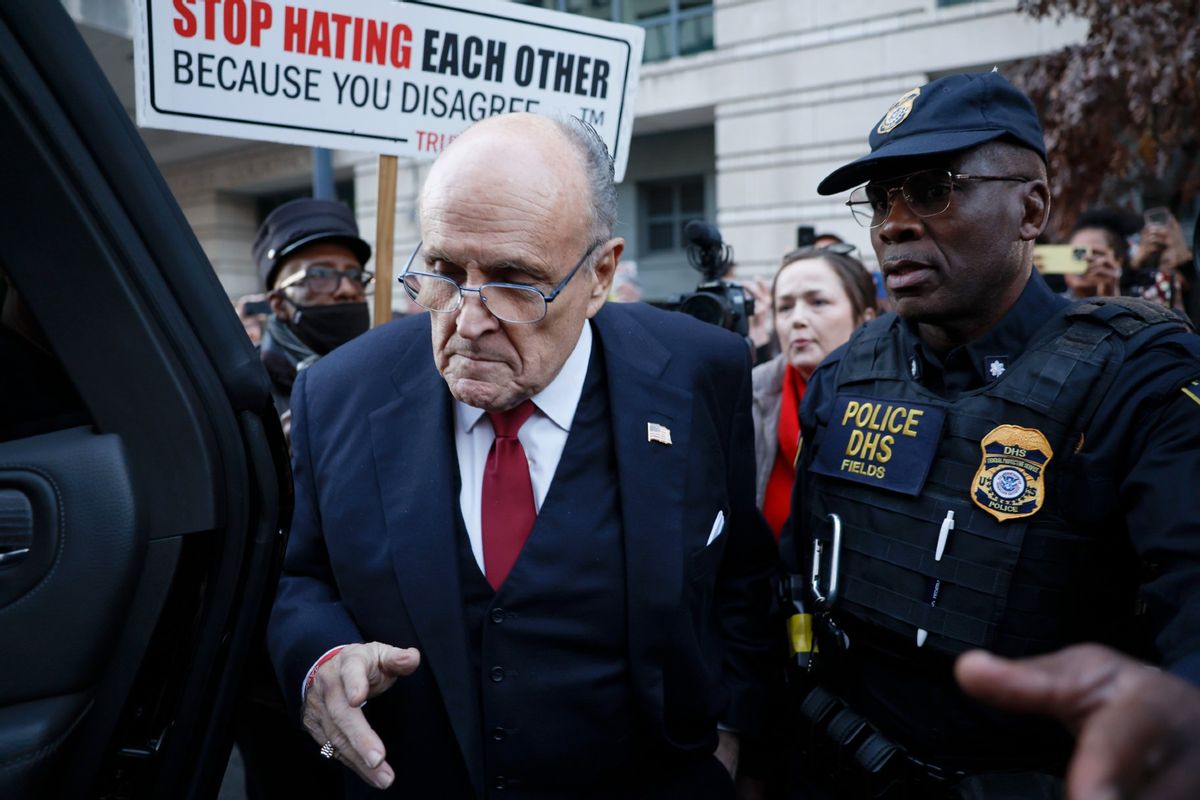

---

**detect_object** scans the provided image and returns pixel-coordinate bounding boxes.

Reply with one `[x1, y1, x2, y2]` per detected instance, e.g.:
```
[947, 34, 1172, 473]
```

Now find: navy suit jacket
[268, 302, 777, 796]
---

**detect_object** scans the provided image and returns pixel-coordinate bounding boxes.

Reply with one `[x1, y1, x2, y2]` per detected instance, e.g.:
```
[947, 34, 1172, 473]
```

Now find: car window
[0, 266, 93, 443]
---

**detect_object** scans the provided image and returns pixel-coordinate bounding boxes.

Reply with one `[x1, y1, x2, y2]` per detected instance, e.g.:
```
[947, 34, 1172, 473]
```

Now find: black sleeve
[1118, 376, 1200, 685]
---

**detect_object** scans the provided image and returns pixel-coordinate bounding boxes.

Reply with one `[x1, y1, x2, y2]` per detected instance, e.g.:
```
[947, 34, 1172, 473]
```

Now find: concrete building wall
[68, 0, 1088, 303]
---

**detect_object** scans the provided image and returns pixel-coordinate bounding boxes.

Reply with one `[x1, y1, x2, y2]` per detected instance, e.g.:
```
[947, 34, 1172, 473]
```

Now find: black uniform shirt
[792, 270, 1200, 763]
[902, 271, 1068, 398]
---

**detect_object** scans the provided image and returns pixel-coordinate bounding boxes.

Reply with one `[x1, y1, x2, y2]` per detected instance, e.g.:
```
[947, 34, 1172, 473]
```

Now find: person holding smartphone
[1061, 209, 1127, 300]
[1131, 206, 1191, 310]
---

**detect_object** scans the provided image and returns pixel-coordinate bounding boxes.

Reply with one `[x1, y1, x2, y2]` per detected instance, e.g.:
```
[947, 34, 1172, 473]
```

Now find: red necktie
[481, 399, 538, 590]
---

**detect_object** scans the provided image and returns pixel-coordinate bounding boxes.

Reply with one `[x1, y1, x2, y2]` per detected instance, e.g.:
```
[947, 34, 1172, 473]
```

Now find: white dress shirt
[453, 321, 593, 574]
[303, 322, 595, 699]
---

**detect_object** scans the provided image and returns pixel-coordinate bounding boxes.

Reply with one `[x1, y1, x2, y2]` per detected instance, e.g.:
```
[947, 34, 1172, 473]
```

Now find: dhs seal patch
[971, 425, 1053, 522]
[876, 87, 921, 135]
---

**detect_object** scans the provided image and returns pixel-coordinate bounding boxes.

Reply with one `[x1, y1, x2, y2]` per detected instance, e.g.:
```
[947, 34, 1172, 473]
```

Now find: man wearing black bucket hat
[254, 198, 374, 414]
[783, 71, 1200, 799]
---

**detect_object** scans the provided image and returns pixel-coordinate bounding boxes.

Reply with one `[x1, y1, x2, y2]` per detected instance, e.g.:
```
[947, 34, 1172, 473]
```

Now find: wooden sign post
[373, 154, 398, 327]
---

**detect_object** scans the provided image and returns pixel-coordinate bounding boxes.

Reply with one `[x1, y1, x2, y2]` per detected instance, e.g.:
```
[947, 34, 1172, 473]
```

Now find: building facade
[67, 0, 1086, 305]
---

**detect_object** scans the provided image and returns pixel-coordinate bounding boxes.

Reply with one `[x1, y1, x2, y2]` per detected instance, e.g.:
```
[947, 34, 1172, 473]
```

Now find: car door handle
[0, 489, 33, 566]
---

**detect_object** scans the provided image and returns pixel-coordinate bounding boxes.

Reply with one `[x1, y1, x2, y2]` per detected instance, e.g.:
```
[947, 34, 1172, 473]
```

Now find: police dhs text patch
[810, 395, 945, 495]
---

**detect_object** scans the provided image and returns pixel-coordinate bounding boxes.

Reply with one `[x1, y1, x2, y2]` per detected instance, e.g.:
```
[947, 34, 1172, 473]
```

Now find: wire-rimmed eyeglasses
[846, 169, 1030, 229]
[276, 266, 374, 295]
[399, 240, 601, 324]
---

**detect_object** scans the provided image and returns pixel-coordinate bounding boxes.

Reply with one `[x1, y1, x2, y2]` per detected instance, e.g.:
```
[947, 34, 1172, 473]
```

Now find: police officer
[253, 198, 374, 415]
[784, 71, 1200, 799]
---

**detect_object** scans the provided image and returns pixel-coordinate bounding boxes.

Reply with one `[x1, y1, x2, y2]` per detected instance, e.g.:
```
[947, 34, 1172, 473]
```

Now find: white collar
[455, 321, 593, 433]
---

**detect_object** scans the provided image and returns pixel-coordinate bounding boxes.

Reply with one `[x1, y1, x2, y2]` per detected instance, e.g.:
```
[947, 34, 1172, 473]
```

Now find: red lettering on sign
[283, 5, 306, 54]
[279, 5, 412, 69]
[251, 2, 271, 46]
[173, 0, 197, 38]
[203, 0, 219, 41]
[308, 11, 332, 58]
[329, 13, 352, 60]
[177, 0, 271, 47]
[416, 130, 458, 153]
[390, 24, 412, 69]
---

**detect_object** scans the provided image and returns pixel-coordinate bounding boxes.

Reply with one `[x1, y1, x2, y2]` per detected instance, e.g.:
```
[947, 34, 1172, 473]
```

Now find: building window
[639, 176, 705, 254]
[513, 0, 713, 62]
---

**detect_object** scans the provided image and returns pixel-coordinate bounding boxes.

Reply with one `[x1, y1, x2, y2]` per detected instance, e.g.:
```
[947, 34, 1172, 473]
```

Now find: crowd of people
[231, 70, 1200, 800]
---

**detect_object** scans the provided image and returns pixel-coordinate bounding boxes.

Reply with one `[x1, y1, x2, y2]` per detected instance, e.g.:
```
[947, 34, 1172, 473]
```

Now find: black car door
[0, 1, 290, 797]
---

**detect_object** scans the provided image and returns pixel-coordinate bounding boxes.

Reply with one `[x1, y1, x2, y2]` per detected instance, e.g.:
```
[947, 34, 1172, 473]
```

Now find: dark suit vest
[456, 343, 644, 795]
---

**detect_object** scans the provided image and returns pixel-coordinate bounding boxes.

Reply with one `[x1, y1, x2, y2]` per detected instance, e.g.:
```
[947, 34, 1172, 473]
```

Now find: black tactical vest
[799, 298, 1187, 659]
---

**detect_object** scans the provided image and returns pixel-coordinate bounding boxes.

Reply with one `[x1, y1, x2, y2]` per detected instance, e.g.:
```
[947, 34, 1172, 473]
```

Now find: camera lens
[678, 292, 728, 328]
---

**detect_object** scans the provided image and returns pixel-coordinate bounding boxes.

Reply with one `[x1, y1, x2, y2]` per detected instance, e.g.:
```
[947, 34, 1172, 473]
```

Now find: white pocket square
[706, 510, 725, 546]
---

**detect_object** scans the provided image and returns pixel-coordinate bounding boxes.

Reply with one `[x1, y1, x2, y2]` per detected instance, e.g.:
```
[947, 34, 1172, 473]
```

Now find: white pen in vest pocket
[917, 509, 955, 648]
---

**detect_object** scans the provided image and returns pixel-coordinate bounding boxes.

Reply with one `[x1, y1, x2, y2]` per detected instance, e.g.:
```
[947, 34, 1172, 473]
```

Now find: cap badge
[876, 87, 921, 135]
[971, 424, 1053, 522]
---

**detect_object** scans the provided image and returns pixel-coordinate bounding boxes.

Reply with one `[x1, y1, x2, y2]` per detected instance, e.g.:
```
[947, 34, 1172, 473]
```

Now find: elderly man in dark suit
[267, 113, 777, 798]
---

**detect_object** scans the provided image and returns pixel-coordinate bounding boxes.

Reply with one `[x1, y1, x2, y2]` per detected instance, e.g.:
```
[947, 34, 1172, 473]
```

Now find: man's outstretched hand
[956, 644, 1200, 800]
[302, 642, 421, 790]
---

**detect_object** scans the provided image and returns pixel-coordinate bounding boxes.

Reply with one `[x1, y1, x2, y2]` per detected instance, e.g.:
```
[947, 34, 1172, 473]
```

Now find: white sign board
[134, 0, 644, 179]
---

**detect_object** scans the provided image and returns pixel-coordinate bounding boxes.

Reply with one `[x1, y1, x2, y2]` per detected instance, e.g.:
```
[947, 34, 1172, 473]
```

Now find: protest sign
[134, 0, 644, 179]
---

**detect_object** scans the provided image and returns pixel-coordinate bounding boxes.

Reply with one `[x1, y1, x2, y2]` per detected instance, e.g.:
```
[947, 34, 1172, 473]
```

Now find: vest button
[491, 726, 506, 741]
[490, 666, 505, 682]
[494, 776, 507, 790]
[491, 608, 505, 623]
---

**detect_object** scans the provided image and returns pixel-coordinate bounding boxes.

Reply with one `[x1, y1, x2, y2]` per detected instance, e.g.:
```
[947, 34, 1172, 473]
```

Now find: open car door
[0, 1, 290, 797]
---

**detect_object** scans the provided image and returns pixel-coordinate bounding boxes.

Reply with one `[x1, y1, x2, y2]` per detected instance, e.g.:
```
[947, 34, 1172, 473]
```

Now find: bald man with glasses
[268, 114, 777, 799]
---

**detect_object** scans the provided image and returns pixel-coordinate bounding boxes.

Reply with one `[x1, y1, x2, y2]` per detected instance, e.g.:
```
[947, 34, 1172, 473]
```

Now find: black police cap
[817, 71, 1047, 196]
[253, 198, 372, 289]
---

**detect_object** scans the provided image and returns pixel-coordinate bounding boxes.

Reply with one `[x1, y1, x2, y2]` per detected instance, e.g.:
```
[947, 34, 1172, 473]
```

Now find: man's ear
[1019, 179, 1051, 242]
[585, 239, 623, 318]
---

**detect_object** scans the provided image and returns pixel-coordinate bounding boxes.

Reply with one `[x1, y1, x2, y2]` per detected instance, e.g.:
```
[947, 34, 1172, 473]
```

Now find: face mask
[284, 301, 370, 355]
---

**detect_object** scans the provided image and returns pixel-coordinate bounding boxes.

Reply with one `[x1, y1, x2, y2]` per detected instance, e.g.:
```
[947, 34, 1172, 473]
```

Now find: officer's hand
[302, 642, 421, 790]
[955, 644, 1200, 800]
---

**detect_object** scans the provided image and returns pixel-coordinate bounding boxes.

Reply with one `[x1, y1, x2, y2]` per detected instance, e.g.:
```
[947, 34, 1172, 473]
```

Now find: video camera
[661, 220, 755, 339]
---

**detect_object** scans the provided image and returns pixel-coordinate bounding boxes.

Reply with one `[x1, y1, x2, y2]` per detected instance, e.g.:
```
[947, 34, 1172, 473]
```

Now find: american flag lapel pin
[647, 422, 673, 446]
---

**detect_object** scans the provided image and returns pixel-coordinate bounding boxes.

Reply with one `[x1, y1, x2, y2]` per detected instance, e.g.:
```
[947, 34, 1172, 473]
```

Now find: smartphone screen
[1144, 207, 1171, 226]
[1033, 244, 1090, 275]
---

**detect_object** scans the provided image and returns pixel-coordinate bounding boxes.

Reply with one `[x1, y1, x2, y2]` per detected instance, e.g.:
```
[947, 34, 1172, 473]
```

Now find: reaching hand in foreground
[956, 644, 1200, 800]
[302, 642, 421, 790]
